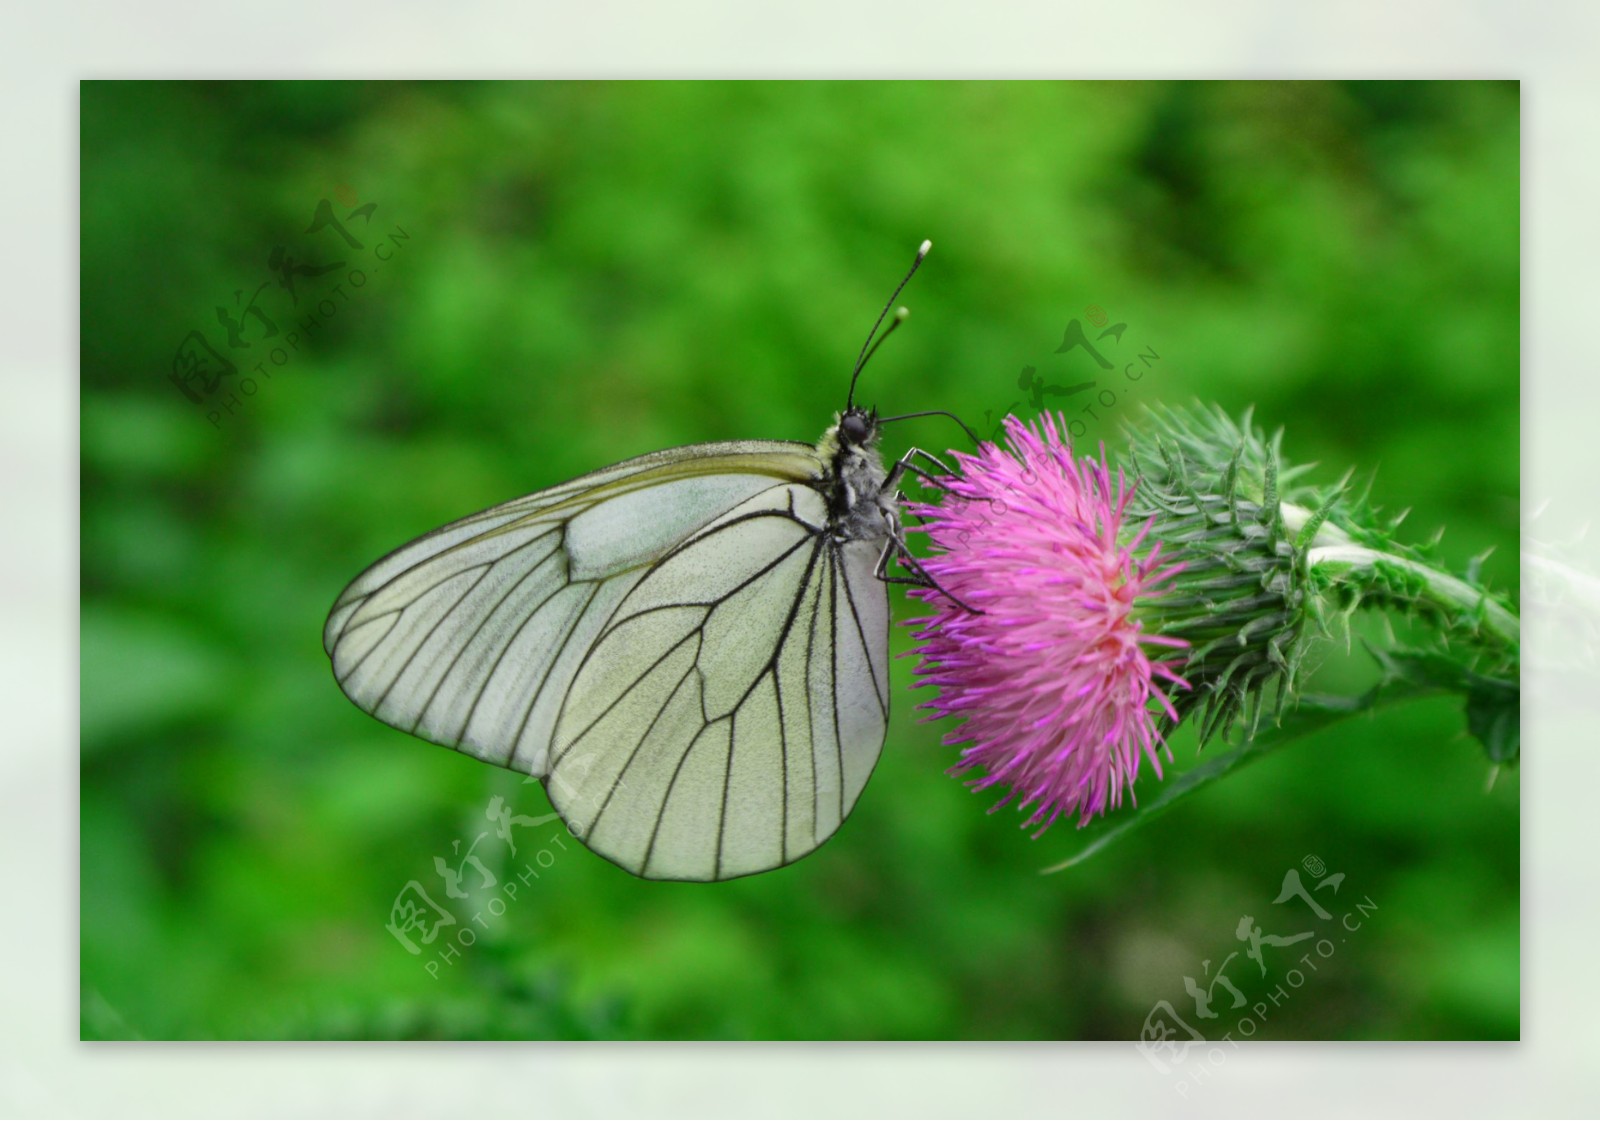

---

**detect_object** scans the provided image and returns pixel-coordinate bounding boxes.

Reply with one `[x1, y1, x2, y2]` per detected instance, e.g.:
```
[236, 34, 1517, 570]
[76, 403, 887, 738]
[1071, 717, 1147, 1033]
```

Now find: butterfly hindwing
[546, 484, 889, 880]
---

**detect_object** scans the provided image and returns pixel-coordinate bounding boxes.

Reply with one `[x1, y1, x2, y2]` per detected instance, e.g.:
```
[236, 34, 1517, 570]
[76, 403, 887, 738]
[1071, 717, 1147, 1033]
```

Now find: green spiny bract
[1123, 404, 1318, 746]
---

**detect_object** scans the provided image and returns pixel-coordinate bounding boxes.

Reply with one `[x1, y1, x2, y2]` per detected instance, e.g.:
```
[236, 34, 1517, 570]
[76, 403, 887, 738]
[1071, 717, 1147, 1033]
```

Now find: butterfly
[323, 241, 964, 881]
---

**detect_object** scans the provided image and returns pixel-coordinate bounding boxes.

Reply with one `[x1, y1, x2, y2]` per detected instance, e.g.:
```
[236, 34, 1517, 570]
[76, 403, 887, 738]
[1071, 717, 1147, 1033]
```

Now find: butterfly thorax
[818, 408, 894, 545]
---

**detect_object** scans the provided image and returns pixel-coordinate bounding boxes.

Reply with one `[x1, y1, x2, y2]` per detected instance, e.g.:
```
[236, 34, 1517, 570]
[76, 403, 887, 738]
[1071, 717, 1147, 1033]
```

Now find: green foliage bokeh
[80, 80, 1518, 1040]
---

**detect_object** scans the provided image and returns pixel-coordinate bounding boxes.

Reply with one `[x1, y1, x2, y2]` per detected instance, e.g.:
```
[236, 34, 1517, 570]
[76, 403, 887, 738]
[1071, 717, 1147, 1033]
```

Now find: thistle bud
[1123, 404, 1320, 744]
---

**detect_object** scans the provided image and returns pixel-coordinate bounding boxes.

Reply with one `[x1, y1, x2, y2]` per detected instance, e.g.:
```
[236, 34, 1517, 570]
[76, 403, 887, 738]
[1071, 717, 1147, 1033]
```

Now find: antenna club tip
[894, 306, 910, 321]
[917, 239, 933, 257]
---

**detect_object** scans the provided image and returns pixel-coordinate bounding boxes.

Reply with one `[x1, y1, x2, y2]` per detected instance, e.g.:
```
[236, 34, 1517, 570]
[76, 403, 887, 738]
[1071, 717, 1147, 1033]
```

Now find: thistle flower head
[906, 414, 1190, 831]
[910, 402, 1519, 841]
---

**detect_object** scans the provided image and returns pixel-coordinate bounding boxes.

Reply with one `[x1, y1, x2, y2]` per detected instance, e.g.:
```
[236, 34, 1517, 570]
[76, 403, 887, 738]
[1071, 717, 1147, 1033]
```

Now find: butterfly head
[838, 405, 880, 450]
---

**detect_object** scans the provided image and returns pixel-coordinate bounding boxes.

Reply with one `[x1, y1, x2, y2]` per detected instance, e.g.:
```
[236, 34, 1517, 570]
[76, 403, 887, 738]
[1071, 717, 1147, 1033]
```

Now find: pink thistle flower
[907, 413, 1190, 832]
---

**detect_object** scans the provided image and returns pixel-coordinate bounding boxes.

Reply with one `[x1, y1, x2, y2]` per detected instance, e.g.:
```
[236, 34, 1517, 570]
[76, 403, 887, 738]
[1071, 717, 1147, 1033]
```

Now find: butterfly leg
[873, 537, 984, 614]
[878, 448, 983, 612]
[884, 446, 955, 493]
[909, 446, 958, 479]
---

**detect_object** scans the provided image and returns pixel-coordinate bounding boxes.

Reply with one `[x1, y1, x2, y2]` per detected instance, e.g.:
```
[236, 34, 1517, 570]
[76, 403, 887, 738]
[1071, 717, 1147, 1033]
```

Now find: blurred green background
[80, 80, 1519, 1040]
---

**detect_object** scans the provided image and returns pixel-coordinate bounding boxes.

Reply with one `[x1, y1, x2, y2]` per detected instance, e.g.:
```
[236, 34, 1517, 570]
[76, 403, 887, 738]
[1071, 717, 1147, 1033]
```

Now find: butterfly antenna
[877, 408, 982, 446]
[859, 306, 910, 372]
[847, 239, 932, 410]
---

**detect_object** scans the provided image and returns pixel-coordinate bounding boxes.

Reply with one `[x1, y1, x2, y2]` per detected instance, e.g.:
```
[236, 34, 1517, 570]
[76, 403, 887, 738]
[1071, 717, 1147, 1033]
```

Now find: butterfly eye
[841, 412, 872, 444]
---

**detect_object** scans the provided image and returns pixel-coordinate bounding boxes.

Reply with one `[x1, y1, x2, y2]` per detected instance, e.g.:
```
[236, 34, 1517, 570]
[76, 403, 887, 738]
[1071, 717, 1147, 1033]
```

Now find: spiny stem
[1306, 542, 1520, 648]
[1280, 500, 1520, 648]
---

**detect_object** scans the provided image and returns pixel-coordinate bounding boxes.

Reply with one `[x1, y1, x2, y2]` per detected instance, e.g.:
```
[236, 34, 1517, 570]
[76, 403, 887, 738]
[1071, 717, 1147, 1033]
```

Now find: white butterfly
[323, 241, 954, 881]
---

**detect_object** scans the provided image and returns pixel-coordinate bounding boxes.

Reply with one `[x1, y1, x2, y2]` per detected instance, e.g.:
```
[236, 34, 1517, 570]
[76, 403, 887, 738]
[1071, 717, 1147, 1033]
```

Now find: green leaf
[1466, 680, 1520, 764]
[1041, 687, 1418, 873]
[1040, 734, 1283, 872]
[1371, 645, 1520, 765]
